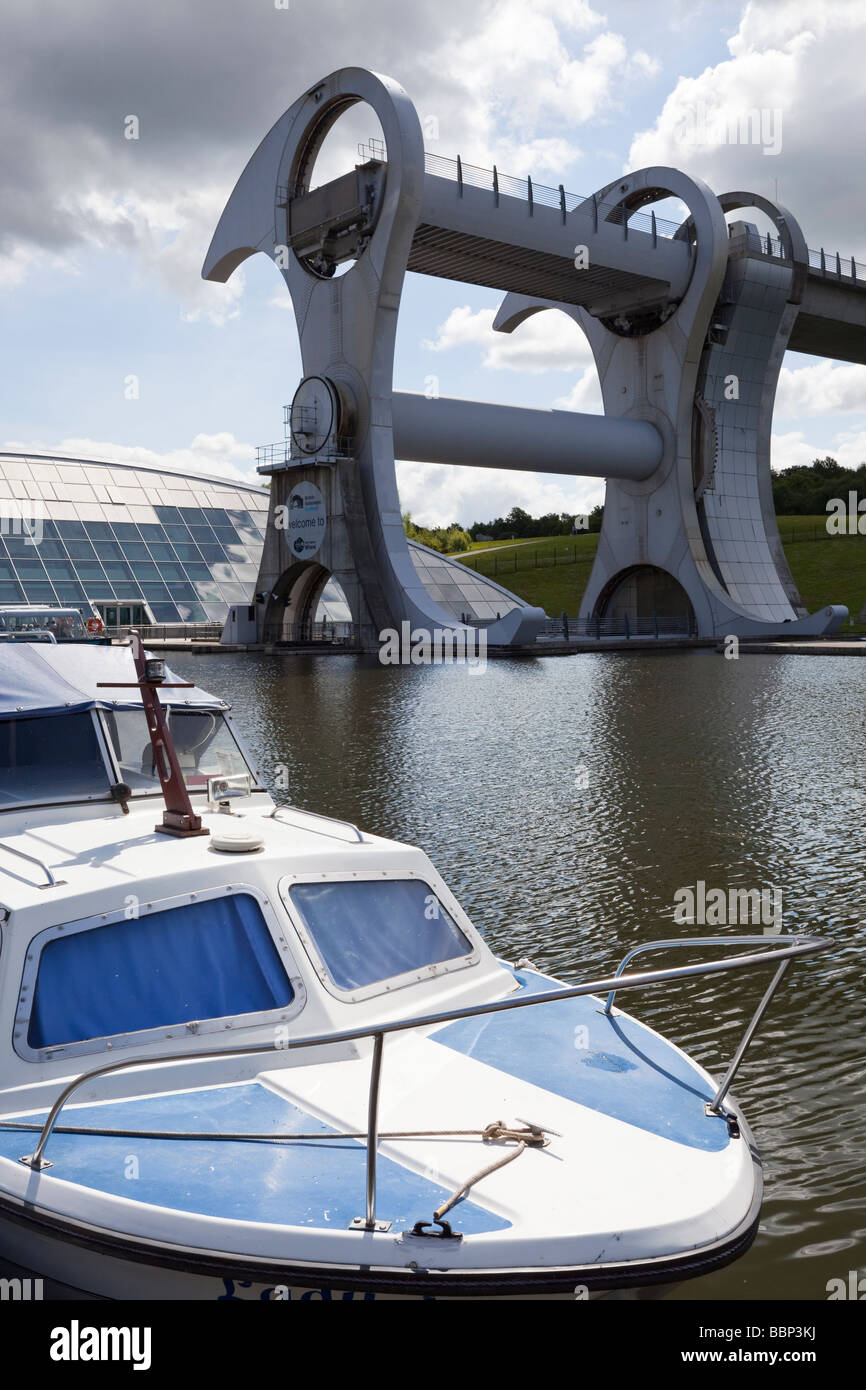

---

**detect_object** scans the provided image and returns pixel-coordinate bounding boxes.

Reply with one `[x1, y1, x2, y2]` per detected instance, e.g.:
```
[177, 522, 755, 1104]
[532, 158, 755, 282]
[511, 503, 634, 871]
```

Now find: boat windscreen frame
[98, 706, 267, 802]
[278, 868, 481, 1004]
[13, 882, 308, 1063]
[0, 708, 119, 812]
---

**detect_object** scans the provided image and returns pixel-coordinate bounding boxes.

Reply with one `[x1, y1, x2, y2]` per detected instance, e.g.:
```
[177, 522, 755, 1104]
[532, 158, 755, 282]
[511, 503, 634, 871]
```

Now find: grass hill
[455, 517, 866, 630]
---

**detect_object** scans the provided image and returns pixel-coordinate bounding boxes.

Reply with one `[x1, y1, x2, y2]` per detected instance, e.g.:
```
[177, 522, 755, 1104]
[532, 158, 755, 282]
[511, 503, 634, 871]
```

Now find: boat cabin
[0, 643, 504, 1091]
[0, 605, 106, 644]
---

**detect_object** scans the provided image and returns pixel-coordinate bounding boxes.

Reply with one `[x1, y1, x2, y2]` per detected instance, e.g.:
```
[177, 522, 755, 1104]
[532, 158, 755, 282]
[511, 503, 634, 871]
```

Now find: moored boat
[0, 638, 830, 1299]
[0, 604, 107, 644]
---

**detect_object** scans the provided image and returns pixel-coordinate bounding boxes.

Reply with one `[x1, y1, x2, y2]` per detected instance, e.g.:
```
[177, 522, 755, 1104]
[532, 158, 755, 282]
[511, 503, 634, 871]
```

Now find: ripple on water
[168, 649, 866, 1300]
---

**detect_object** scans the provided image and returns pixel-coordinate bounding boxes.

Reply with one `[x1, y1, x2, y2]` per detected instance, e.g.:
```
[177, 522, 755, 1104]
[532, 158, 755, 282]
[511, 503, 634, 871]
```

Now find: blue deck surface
[433, 969, 729, 1153]
[0, 1082, 510, 1234]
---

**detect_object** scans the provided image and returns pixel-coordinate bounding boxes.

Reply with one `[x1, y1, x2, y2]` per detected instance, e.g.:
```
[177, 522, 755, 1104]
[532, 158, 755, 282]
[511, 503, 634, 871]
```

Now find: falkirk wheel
[203, 66, 846, 648]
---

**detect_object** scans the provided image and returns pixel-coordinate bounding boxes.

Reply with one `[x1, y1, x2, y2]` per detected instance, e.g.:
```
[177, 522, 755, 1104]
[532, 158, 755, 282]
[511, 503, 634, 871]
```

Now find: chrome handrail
[604, 936, 786, 1013]
[270, 804, 366, 844]
[0, 841, 63, 888]
[15, 933, 831, 1231]
[603, 936, 799, 1114]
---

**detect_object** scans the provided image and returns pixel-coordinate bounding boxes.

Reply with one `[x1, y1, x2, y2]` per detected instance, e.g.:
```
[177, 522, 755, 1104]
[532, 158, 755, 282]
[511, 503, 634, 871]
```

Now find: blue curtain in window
[290, 879, 471, 991]
[29, 894, 293, 1048]
[0, 712, 107, 807]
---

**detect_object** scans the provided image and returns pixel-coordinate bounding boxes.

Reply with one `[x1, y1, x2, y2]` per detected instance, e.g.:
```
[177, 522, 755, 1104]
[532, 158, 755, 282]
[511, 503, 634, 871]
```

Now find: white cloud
[631, 50, 661, 79]
[0, 244, 39, 289]
[553, 370, 604, 412]
[51, 185, 246, 325]
[396, 457, 604, 528]
[772, 427, 866, 473]
[3, 433, 258, 484]
[146, 210, 246, 327]
[443, 5, 662, 175]
[627, 0, 866, 258]
[775, 359, 866, 418]
[0, 0, 664, 314]
[423, 304, 594, 373]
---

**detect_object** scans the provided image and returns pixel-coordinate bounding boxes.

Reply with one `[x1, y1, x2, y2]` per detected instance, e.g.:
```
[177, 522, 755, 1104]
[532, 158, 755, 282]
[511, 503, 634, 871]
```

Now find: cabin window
[288, 878, 473, 992]
[103, 708, 252, 793]
[26, 892, 295, 1051]
[0, 712, 108, 807]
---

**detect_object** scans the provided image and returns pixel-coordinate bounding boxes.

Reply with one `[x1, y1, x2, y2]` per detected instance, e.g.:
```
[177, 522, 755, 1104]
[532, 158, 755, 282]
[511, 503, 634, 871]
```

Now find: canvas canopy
[0, 644, 225, 721]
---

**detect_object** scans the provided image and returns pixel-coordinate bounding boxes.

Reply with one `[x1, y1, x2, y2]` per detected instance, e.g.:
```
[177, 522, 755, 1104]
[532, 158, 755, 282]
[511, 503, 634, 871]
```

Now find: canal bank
[134, 635, 866, 658]
[729, 639, 866, 655]
[139, 636, 715, 657]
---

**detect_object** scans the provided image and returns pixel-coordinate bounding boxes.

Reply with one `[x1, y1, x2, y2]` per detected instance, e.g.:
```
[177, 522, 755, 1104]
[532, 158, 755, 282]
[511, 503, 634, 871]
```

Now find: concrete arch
[693, 190, 809, 303]
[203, 67, 424, 288]
[263, 559, 358, 643]
[595, 564, 696, 629]
[708, 191, 812, 616]
[574, 166, 730, 338]
[492, 166, 836, 636]
[493, 165, 733, 631]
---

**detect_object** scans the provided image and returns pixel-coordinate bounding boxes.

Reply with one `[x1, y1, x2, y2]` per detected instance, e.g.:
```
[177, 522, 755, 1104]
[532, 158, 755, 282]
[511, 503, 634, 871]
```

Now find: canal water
[171, 647, 865, 1302]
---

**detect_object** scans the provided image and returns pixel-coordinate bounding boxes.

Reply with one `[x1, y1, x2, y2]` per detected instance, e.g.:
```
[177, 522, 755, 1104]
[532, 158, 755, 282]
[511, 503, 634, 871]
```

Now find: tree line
[402, 460, 860, 552]
[402, 505, 604, 550]
[402, 512, 473, 554]
[467, 505, 604, 539]
[770, 457, 866, 515]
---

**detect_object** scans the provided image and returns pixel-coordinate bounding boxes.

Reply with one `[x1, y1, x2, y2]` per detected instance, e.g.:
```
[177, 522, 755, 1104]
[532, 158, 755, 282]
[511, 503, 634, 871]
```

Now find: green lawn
[775, 515, 824, 536]
[457, 534, 600, 615]
[458, 537, 517, 552]
[783, 535, 866, 626]
[455, 520, 866, 627]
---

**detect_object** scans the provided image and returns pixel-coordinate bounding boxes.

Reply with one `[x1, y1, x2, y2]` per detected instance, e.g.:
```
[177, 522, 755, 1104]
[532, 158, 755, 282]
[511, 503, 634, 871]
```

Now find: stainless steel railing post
[365, 1033, 384, 1229]
[0, 842, 62, 888]
[708, 958, 791, 1115]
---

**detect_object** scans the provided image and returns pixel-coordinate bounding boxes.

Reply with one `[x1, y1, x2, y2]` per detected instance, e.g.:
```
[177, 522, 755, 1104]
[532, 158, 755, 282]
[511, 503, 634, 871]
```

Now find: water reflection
[170, 648, 865, 1300]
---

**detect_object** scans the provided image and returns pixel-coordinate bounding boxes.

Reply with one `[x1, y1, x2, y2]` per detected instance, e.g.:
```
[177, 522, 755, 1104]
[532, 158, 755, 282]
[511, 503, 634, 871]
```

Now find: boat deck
[0, 1081, 508, 1235]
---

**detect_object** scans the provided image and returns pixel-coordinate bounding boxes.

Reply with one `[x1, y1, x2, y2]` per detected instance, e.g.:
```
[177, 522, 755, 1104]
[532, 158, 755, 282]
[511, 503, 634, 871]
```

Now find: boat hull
[0, 1147, 762, 1300]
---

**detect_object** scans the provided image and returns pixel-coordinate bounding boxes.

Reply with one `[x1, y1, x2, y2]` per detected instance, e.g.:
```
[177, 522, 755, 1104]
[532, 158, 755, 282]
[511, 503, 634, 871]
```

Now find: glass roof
[0, 453, 268, 625]
[0, 453, 524, 627]
[409, 543, 520, 622]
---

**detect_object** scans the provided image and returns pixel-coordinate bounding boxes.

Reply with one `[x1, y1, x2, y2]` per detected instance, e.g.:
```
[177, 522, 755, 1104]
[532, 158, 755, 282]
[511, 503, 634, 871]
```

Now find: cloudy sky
[1, 0, 864, 525]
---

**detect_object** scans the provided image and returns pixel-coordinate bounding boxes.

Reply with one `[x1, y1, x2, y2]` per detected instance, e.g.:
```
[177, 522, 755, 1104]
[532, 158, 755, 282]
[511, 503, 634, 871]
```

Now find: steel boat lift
[203, 67, 847, 648]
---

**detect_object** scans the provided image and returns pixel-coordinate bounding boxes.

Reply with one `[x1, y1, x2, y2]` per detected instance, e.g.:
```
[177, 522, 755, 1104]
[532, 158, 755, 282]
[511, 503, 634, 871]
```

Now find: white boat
[0, 639, 829, 1299]
[0, 604, 107, 645]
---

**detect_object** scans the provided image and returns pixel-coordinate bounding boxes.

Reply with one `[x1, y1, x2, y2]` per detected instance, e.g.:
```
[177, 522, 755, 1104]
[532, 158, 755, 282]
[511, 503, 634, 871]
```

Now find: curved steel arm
[601, 935, 809, 1118]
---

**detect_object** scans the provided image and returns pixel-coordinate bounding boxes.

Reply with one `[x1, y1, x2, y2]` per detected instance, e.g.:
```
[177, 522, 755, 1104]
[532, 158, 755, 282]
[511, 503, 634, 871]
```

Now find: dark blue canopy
[0, 644, 225, 721]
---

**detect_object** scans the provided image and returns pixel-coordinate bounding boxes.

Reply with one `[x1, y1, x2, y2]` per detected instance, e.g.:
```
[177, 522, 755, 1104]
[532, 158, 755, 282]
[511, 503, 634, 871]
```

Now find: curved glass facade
[0, 452, 268, 625]
[0, 452, 523, 629]
[409, 542, 519, 623]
